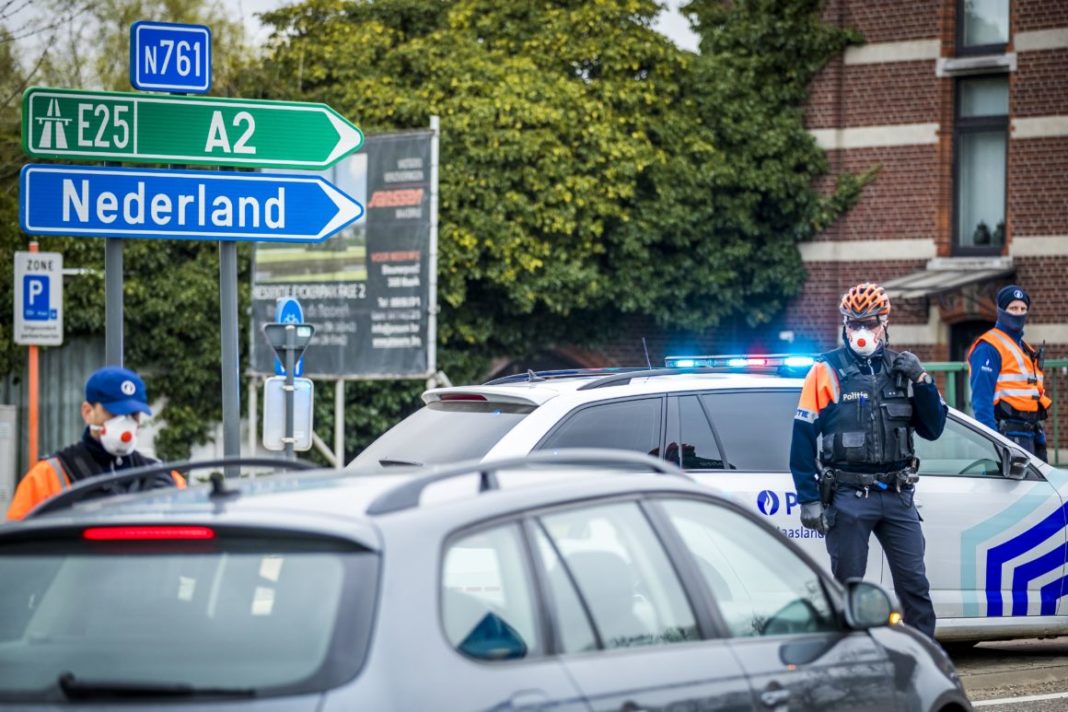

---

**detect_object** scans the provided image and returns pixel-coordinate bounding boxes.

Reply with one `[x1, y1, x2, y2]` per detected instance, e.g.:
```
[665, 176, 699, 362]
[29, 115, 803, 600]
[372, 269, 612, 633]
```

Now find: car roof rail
[576, 367, 723, 390]
[365, 448, 683, 516]
[24, 456, 319, 520]
[482, 367, 647, 386]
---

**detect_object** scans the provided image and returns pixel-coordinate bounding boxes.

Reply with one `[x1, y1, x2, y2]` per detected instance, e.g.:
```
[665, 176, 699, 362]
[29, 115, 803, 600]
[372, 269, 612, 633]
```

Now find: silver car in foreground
[0, 451, 970, 710]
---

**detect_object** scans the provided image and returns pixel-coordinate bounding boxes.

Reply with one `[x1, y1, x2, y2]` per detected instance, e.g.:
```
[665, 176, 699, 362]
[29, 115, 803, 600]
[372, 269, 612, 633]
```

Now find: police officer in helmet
[790, 283, 947, 638]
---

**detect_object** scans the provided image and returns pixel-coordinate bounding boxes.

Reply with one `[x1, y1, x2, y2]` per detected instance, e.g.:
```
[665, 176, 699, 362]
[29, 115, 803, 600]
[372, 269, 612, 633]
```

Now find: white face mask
[848, 327, 879, 357]
[92, 415, 140, 456]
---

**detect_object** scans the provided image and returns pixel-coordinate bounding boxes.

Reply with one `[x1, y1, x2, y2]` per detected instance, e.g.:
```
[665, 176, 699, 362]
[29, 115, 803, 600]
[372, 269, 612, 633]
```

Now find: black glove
[892, 350, 926, 383]
[800, 502, 828, 534]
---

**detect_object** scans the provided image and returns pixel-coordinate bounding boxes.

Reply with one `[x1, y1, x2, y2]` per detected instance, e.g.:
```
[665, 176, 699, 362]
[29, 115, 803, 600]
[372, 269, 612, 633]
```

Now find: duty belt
[830, 467, 919, 497]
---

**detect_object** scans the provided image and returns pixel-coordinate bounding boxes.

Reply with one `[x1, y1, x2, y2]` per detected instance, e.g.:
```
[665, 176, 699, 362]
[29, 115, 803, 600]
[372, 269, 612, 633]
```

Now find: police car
[349, 356, 1068, 644]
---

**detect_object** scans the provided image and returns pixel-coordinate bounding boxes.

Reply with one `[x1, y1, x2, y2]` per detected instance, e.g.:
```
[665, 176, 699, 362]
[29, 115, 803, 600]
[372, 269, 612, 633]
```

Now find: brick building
[794, 0, 1067, 363]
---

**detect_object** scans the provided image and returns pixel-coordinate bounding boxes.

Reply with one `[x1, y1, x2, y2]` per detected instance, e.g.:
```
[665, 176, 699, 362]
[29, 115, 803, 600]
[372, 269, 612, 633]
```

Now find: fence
[927, 358, 1068, 466]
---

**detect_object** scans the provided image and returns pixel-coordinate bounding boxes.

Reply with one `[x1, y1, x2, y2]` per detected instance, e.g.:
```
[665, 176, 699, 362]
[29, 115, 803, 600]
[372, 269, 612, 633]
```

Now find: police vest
[967, 328, 1051, 418]
[819, 347, 915, 469]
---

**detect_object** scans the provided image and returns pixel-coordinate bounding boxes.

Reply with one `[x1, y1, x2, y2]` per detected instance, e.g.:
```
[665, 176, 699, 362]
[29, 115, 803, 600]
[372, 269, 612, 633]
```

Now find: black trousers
[825, 486, 936, 638]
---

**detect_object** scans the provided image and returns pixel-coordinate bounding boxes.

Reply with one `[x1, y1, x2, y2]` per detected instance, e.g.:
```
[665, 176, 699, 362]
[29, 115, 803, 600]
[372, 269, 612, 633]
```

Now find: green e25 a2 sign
[23, 87, 363, 170]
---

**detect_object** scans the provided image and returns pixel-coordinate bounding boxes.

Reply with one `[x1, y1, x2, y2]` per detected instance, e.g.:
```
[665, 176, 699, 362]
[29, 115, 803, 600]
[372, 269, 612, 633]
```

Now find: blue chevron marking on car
[960, 482, 1052, 617]
[1012, 542, 1068, 615]
[985, 501, 1068, 617]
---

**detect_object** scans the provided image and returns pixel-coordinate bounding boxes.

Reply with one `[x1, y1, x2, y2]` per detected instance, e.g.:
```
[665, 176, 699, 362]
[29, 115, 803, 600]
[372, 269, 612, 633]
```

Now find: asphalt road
[950, 637, 1068, 710]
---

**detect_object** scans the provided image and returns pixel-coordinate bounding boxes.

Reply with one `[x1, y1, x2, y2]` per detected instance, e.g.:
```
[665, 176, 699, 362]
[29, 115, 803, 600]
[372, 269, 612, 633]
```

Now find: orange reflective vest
[6, 457, 186, 522]
[967, 328, 1052, 415]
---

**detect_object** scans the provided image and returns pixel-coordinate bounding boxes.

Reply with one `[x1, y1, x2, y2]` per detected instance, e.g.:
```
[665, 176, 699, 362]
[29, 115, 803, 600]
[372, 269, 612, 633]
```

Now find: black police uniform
[791, 345, 947, 638]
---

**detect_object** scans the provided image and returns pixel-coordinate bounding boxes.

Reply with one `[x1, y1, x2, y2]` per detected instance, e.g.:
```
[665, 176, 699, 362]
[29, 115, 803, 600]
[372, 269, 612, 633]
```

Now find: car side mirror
[843, 579, 901, 630]
[1002, 449, 1029, 480]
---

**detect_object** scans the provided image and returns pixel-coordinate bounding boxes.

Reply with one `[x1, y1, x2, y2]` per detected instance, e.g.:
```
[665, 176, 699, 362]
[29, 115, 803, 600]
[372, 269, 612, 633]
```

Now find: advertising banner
[250, 130, 436, 378]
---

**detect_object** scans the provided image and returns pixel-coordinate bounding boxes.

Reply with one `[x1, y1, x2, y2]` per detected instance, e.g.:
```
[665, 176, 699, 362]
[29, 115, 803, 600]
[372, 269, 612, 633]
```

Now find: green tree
[262, 0, 866, 459]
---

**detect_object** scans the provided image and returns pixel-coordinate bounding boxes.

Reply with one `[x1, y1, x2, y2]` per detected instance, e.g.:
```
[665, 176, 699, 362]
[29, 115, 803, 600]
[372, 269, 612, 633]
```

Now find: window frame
[697, 388, 801, 472]
[644, 494, 847, 639]
[438, 519, 549, 665]
[955, 0, 1010, 57]
[919, 412, 1045, 481]
[952, 74, 1009, 256]
[438, 491, 745, 665]
[666, 393, 729, 471]
[533, 395, 666, 457]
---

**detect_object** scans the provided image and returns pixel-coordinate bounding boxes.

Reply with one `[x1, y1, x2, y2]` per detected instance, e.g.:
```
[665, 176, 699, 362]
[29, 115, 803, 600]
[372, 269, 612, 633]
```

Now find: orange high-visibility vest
[967, 328, 1052, 414]
[6, 458, 187, 521]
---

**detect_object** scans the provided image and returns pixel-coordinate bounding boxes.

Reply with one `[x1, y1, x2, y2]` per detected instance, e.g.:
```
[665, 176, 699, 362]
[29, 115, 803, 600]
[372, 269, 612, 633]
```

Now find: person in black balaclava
[967, 285, 1051, 461]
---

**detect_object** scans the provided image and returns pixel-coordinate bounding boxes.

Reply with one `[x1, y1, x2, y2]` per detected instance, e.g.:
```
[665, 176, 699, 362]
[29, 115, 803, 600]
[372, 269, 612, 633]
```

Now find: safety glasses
[844, 317, 881, 331]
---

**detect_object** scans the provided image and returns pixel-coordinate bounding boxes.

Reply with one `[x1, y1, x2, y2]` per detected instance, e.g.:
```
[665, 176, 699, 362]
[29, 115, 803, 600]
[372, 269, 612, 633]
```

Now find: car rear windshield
[0, 531, 377, 703]
[348, 400, 536, 470]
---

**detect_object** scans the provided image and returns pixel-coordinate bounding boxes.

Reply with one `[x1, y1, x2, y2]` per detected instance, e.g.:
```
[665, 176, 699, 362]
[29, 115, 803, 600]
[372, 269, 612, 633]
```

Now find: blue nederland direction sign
[20, 164, 364, 243]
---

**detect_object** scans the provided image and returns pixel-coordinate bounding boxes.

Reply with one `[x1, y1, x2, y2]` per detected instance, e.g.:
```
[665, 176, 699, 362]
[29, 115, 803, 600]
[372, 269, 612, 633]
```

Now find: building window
[955, 76, 1008, 254]
[958, 0, 1010, 54]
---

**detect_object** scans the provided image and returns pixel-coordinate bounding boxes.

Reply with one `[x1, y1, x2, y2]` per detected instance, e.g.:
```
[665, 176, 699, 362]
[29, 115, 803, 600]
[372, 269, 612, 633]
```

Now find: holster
[819, 470, 837, 507]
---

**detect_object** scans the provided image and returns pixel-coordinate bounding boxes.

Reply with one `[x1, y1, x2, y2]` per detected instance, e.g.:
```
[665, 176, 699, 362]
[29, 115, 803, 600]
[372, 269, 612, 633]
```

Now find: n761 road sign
[130, 21, 212, 93]
[22, 87, 363, 169]
[20, 164, 364, 243]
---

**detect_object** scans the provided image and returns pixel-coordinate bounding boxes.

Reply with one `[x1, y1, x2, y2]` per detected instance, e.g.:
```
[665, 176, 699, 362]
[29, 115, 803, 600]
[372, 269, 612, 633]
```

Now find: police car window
[675, 396, 725, 470]
[700, 391, 798, 471]
[348, 400, 535, 470]
[914, 416, 1002, 477]
[660, 498, 837, 638]
[442, 524, 543, 661]
[539, 503, 699, 650]
[537, 398, 662, 456]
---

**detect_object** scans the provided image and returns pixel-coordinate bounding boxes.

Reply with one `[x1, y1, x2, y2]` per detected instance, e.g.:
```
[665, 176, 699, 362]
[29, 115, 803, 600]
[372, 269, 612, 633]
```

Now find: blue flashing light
[726, 358, 748, 368]
[671, 359, 697, 368]
[784, 356, 815, 368]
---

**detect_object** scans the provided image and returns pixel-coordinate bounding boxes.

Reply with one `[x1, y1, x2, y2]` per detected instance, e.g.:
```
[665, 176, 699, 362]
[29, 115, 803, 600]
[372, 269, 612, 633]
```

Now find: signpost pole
[27, 241, 39, 466]
[105, 237, 123, 366]
[284, 325, 296, 460]
[219, 240, 240, 476]
[334, 379, 344, 469]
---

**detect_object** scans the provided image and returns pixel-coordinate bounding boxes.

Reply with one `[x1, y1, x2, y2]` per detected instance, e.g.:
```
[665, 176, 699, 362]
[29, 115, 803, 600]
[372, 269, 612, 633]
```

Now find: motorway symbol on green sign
[22, 86, 363, 170]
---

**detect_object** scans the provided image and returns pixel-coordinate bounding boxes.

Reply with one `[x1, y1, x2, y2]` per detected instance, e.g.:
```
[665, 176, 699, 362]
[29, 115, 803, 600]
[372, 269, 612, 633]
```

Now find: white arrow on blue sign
[274, 297, 305, 377]
[20, 164, 364, 243]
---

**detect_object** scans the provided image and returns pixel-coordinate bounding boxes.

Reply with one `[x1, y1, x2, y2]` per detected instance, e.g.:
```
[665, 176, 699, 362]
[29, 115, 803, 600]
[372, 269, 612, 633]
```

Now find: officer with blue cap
[968, 285, 1051, 460]
[6, 366, 185, 520]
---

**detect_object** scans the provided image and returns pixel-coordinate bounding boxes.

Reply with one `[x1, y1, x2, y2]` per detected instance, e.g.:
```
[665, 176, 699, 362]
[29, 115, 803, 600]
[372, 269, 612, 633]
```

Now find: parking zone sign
[14, 251, 62, 345]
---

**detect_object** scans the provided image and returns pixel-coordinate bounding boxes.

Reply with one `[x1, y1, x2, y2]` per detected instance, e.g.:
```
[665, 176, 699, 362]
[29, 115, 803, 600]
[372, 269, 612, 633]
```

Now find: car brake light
[83, 526, 216, 541]
[439, 394, 487, 401]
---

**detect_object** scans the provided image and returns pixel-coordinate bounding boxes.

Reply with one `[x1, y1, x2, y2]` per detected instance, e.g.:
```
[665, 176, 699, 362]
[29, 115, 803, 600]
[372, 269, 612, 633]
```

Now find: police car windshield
[0, 535, 377, 701]
[348, 400, 536, 471]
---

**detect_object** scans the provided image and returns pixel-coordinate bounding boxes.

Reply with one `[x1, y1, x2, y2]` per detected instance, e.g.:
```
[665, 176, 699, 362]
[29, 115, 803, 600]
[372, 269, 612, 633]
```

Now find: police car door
[676, 390, 884, 581]
[906, 413, 1067, 625]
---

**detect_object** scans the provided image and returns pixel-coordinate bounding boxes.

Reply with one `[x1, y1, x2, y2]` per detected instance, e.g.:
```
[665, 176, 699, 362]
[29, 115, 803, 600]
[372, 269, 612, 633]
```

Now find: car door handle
[761, 688, 791, 707]
[509, 690, 549, 710]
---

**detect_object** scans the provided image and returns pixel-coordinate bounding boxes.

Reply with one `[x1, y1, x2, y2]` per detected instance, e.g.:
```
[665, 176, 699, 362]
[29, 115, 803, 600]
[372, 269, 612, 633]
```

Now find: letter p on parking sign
[14, 251, 63, 345]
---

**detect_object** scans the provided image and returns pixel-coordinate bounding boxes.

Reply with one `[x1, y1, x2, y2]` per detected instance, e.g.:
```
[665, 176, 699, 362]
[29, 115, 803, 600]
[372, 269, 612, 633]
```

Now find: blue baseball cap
[85, 366, 152, 416]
